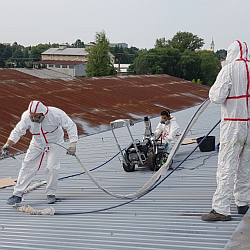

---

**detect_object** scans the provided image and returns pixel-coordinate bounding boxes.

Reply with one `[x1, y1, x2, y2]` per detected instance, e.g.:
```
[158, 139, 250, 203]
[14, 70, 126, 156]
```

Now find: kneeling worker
[1, 100, 78, 205]
[154, 110, 181, 152]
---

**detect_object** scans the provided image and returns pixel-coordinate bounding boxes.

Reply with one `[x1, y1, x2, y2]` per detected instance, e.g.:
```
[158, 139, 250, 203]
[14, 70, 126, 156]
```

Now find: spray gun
[144, 116, 152, 137]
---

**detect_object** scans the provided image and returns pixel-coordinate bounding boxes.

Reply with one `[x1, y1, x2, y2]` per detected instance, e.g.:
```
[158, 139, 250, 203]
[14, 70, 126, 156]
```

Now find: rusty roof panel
[0, 68, 38, 80]
[0, 70, 209, 154]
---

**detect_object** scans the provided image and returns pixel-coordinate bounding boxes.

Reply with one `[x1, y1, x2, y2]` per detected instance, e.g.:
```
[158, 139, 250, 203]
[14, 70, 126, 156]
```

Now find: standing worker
[1, 100, 78, 205]
[202, 41, 250, 221]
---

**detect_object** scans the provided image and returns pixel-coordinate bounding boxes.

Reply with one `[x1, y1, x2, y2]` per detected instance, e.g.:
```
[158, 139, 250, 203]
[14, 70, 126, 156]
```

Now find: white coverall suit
[9, 101, 78, 197]
[154, 116, 181, 152]
[209, 40, 250, 215]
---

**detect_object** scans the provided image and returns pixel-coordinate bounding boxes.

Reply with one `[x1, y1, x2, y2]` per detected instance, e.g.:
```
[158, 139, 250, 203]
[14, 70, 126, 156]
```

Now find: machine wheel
[148, 152, 172, 171]
[122, 163, 135, 172]
[147, 153, 160, 171]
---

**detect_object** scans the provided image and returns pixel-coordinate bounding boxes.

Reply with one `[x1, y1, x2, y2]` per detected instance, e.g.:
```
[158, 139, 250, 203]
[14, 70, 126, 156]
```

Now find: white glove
[1, 142, 11, 157]
[67, 142, 76, 156]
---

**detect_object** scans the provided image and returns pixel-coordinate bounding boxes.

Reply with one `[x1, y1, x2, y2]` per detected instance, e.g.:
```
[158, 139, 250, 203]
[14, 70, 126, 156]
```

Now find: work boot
[6, 195, 22, 205]
[237, 205, 249, 214]
[201, 210, 232, 221]
[47, 195, 56, 204]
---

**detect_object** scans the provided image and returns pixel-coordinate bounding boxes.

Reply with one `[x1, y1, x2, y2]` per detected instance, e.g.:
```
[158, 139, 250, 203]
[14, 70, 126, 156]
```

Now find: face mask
[30, 115, 45, 123]
[165, 120, 170, 125]
[160, 119, 166, 124]
[160, 119, 170, 125]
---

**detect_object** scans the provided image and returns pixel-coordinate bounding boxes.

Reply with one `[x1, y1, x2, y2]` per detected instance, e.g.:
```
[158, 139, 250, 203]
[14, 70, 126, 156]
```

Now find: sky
[1, 0, 250, 51]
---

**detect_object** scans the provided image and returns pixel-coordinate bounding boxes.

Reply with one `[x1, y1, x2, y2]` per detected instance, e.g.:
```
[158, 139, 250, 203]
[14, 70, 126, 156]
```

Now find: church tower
[210, 39, 215, 52]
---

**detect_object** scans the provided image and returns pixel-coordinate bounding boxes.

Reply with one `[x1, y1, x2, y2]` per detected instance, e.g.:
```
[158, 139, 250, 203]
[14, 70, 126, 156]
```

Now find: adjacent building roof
[0, 69, 209, 154]
[42, 48, 88, 56]
[35, 60, 87, 65]
[0, 103, 249, 249]
[14, 68, 74, 79]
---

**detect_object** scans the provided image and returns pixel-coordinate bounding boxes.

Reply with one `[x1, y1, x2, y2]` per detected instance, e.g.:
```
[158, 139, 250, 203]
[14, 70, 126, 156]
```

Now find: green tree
[129, 47, 181, 76]
[0, 51, 5, 67]
[176, 50, 201, 80]
[2, 46, 12, 60]
[30, 44, 51, 60]
[12, 48, 24, 59]
[71, 39, 85, 48]
[216, 49, 227, 60]
[198, 51, 221, 86]
[155, 37, 168, 48]
[197, 79, 202, 84]
[167, 31, 204, 52]
[23, 47, 30, 59]
[0, 44, 6, 54]
[110, 45, 139, 64]
[129, 50, 150, 74]
[86, 31, 116, 77]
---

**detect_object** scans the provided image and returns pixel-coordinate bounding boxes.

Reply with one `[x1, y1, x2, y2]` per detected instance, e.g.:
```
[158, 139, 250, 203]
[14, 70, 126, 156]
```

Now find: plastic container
[196, 136, 215, 152]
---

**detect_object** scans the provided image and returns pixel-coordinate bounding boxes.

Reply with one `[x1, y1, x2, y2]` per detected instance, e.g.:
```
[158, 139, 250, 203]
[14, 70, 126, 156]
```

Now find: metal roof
[0, 103, 247, 249]
[15, 68, 74, 79]
[42, 48, 88, 56]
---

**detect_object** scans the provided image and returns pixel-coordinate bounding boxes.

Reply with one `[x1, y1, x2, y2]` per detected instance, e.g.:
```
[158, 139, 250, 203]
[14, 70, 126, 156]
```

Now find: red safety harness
[225, 41, 250, 121]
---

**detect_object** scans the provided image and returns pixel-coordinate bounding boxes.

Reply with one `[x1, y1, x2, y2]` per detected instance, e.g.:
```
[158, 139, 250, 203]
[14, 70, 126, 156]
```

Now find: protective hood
[28, 100, 48, 115]
[226, 40, 249, 63]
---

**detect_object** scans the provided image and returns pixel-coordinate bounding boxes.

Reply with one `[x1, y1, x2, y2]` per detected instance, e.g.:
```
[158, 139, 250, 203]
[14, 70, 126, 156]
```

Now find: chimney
[58, 44, 67, 50]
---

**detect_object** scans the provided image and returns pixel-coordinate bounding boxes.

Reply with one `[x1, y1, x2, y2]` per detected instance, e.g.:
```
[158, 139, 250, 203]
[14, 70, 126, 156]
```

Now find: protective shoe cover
[237, 205, 249, 214]
[209, 41, 250, 215]
[202, 210, 232, 221]
[7, 195, 22, 205]
[47, 195, 56, 204]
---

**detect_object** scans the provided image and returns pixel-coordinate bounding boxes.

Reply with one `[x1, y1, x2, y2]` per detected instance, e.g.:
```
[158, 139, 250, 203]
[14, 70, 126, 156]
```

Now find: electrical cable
[57, 147, 124, 181]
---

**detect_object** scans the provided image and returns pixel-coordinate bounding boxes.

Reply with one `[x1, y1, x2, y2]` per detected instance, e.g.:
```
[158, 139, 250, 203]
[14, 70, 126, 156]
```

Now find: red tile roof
[0, 69, 209, 154]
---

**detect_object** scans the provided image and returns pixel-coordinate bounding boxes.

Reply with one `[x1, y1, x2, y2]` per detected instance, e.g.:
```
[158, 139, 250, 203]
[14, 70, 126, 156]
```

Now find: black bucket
[196, 136, 215, 152]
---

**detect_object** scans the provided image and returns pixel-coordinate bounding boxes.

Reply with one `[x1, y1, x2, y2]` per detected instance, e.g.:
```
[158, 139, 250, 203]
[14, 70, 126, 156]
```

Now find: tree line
[128, 32, 225, 86]
[0, 31, 227, 86]
[0, 40, 85, 68]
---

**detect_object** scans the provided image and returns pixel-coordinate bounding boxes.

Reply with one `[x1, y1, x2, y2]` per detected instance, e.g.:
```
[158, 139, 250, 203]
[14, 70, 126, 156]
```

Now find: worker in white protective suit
[1, 100, 78, 205]
[202, 40, 250, 221]
[154, 110, 181, 153]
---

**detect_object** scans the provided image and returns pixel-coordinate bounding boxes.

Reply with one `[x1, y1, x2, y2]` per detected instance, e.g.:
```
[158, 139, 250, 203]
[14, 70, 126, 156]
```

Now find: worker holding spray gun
[1, 100, 78, 205]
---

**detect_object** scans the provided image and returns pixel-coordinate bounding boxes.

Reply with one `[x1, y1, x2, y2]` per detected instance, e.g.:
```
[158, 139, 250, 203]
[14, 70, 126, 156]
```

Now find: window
[69, 65, 74, 69]
[55, 65, 60, 68]
[48, 64, 54, 68]
[62, 65, 67, 68]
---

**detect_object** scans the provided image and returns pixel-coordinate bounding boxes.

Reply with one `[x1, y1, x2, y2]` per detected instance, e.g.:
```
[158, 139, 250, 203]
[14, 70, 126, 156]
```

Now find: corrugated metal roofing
[42, 48, 88, 56]
[224, 209, 250, 249]
[0, 103, 247, 249]
[0, 70, 209, 154]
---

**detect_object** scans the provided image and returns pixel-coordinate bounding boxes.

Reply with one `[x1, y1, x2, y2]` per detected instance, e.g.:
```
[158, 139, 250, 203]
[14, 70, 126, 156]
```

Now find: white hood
[226, 40, 249, 64]
[28, 100, 48, 115]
